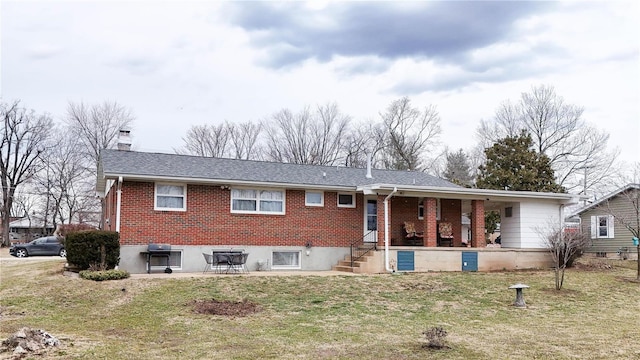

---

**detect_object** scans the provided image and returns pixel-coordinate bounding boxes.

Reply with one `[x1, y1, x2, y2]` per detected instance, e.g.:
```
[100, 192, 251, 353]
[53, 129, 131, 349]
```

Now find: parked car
[9, 236, 66, 258]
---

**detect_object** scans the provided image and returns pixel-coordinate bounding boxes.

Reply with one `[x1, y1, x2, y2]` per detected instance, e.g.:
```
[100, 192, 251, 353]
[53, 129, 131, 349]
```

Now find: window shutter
[590, 216, 597, 239]
[608, 215, 615, 238]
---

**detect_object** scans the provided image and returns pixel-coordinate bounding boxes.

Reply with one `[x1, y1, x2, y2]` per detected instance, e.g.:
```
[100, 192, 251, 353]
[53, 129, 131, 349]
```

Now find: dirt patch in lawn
[191, 299, 261, 317]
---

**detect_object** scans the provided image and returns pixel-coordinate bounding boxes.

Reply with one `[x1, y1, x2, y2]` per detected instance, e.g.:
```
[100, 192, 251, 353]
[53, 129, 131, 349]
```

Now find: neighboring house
[571, 183, 640, 259]
[8, 216, 55, 242]
[96, 148, 582, 274]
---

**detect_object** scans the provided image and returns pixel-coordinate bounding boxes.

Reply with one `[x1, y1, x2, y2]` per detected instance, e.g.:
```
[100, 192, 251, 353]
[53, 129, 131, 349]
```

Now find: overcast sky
[2, 1, 639, 166]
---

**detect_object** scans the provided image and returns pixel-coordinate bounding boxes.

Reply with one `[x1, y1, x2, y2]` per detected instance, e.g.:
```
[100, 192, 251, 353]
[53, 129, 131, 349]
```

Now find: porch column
[471, 200, 486, 248]
[377, 195, 386, 248]
[423, 198, 438, 247]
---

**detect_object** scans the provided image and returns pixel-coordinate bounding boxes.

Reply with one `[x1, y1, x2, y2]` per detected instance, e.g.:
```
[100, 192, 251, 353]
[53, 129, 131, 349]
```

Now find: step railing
[351, 231, 377, 267]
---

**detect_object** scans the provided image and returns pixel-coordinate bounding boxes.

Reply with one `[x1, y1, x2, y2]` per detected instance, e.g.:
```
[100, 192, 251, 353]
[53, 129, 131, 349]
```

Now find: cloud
[224, 1, 555, 72]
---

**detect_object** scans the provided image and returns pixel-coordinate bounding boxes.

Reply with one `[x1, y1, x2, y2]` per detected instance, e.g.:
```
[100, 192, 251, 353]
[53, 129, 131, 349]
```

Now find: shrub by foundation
[79, 269, 130, 281]
[65, 231, 120, 270]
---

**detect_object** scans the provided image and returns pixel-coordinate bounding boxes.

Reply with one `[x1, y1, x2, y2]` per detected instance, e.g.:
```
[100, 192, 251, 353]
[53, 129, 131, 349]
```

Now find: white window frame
[591, 215, 615, 239]
[305, 191, 324, 207]
[231, 188, 286, 215]
[154, 183, 187, 211]
[271, 251, 301, 269]
[337, 192, 356, 208]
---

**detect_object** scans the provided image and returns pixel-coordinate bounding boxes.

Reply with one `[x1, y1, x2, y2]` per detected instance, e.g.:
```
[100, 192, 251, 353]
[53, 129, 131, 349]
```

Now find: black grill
[144, 243, 172, 274]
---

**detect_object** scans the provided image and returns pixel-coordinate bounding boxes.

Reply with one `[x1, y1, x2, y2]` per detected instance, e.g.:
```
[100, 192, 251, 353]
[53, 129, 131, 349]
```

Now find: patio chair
[438, 222, 454, 247]
[228, 253, 249, 273]
[202, 253, 215, 274]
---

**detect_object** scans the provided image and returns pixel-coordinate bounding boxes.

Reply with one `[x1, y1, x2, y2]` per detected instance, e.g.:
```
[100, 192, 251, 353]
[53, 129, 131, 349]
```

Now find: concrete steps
[332, 251, 375, 273]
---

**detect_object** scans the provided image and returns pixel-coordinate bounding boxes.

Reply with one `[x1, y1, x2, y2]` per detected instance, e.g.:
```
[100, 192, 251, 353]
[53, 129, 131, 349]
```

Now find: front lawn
[0, 258, 638, 359]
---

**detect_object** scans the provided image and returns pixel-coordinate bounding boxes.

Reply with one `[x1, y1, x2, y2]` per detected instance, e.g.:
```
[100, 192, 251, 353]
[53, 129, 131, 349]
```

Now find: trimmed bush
[79, 269, 130, 281]
[65, 231, 120, 270]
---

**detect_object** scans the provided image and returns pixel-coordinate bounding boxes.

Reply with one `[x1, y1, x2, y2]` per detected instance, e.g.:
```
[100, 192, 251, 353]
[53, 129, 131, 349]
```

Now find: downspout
[115, 177, 123, 233]
[384, 187, 398, 272]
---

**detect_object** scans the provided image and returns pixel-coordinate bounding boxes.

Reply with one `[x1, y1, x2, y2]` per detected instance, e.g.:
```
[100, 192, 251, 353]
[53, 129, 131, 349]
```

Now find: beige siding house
[572, 184, 639, 259]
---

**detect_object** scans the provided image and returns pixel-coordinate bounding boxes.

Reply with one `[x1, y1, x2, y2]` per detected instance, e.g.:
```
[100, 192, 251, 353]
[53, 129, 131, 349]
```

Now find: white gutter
[115, 176, 123, 233]
[384, 187, 398, 272]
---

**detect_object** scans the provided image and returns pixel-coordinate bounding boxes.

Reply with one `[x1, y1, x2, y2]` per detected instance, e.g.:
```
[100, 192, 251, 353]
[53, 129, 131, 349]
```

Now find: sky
[1, 1, 639, 166]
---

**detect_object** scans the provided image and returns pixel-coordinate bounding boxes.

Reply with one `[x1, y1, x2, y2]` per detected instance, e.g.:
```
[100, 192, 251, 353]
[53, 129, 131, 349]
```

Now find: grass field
[1, 257, 639, 359]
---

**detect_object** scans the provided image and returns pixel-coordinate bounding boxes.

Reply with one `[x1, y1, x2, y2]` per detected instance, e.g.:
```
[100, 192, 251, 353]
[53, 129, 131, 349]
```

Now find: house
[8, 216, 55, 243]
[570, 183, 639, 259]
[96, 148, 582, 274]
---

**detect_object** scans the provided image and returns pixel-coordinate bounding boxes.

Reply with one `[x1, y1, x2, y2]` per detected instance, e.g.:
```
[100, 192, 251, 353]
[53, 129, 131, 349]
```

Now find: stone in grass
[1, 327, 60, 356]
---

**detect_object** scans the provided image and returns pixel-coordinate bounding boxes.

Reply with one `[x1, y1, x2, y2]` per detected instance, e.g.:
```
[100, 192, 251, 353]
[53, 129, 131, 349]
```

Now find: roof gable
[571, 183, 640, 216]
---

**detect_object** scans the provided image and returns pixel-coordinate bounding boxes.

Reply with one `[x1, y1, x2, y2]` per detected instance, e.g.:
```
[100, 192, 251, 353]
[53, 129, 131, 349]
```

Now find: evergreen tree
[477, 131, 564, 193]
[443, 149, 473, 187]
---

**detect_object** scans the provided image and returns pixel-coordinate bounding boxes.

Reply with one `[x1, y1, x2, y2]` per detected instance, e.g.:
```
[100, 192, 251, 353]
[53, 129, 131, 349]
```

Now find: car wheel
[59, 249, 67, 257]
[15, 248, 28, 258]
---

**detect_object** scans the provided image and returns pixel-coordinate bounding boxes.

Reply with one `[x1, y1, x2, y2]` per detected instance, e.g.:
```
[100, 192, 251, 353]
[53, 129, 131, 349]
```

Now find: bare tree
[65, 101, 135, 170]
[35, 128, 93, 227]
[227, 121, 263, 160]
[539, 224, 589, 290]
[340, 121, 384, 168]
[477, 84, 618, 195]
[177, 121, 263, 160]
[379, 97, 441, 171]
[177, 123, 230, 157]
[264, 103, 350, 165]
[1, 100, 53, 246]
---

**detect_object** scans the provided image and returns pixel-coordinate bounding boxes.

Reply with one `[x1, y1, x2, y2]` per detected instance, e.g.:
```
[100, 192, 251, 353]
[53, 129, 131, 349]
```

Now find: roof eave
[358, 183, 584, 204]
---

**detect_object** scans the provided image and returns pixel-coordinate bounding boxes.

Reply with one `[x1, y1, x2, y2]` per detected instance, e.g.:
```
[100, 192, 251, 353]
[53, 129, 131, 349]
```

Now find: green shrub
[79, 269, 130, 281]
[65, 231, 120, 270]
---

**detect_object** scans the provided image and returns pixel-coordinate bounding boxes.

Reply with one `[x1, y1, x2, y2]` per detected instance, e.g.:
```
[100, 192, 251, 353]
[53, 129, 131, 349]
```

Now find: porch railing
[350, 230, 377, 267]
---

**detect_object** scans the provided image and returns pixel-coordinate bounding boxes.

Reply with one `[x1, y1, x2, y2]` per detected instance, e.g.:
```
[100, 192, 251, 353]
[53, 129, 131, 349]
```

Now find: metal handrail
[350, 230, 377, 267]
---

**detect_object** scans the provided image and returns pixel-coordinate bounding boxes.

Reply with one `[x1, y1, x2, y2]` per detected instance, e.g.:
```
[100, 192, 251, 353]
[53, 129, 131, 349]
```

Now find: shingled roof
[97, 149, 458, 191]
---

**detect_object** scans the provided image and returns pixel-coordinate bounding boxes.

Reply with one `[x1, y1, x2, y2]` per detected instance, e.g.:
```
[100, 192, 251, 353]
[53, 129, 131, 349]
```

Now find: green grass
[1, 258, 639, 359]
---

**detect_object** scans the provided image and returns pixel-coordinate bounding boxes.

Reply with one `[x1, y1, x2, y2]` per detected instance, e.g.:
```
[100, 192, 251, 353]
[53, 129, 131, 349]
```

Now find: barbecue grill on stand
[143, 243, 173, 274]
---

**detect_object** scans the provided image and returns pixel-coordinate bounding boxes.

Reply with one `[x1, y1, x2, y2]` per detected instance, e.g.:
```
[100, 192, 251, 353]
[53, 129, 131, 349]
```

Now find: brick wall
[115, 182, 363, 247]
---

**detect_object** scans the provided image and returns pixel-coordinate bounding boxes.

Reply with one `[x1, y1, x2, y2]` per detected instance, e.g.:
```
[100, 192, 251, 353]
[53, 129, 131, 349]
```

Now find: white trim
[337, 192, 356, 208]
[154, 183, 187, 211]
[359, 184, 583, 204]
[305, 191, 324, 207]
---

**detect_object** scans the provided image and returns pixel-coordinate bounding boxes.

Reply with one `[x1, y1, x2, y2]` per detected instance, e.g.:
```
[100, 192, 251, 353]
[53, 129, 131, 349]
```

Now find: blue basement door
[462, 252, 478, 272]
[397, 251, 415, 271]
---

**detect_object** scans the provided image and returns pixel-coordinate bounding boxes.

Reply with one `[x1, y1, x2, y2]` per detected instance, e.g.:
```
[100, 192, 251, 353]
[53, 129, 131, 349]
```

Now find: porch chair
[403, 222, 424, 245]
[438, 222, 454, 247]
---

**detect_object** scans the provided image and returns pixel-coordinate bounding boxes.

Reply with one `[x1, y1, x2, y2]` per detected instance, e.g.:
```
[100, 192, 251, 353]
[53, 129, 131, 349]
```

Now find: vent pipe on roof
[365, 153, 373, 179]
[117, 129, 132, 151]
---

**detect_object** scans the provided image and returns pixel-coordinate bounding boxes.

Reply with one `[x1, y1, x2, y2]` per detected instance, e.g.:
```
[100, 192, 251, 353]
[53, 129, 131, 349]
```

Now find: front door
[364, 198, 377, 242]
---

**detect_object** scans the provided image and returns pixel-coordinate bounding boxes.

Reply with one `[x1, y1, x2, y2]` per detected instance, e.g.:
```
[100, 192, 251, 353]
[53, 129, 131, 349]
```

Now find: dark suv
[9, 236, 66, 258]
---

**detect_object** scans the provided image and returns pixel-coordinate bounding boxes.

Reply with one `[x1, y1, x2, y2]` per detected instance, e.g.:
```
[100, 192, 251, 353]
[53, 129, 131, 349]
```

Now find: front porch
[370, 195, 489, 249]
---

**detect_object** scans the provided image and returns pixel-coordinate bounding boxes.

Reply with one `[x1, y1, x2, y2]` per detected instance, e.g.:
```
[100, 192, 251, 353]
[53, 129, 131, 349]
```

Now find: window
[418, 199, 440, 220]
[231, 188, 285, 214]
[590, 215, 615, 239]
[337, 193, 355, 208]
[305, 191, 324, 206]
[505, 207, 513, 218]
[272, 251, 301, 269]
[155, 184, 186, 211]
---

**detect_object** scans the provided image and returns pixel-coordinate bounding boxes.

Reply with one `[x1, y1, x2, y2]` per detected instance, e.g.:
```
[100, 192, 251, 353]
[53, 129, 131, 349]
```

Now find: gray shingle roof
[98, 149, 459, 189]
